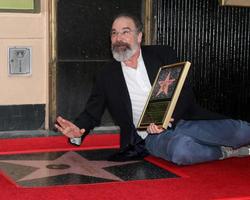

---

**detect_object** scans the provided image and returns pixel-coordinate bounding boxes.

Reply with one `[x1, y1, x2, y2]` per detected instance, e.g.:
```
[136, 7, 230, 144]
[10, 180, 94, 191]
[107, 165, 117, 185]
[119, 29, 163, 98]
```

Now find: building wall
[0, 0, 48, 131]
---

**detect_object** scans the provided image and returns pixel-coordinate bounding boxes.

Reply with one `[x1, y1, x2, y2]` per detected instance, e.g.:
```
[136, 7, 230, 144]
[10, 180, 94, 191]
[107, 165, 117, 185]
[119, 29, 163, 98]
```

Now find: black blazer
[74, 45, 226, 149]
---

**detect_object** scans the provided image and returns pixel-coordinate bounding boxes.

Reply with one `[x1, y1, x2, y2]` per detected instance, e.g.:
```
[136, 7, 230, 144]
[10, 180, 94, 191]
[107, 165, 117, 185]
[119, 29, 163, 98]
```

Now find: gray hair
[112, 13, 143, 33]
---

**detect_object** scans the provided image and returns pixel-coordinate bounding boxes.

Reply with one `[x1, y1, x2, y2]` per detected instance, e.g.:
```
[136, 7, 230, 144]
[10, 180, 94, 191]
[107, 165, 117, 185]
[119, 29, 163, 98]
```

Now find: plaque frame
[137, 61, 191, 130]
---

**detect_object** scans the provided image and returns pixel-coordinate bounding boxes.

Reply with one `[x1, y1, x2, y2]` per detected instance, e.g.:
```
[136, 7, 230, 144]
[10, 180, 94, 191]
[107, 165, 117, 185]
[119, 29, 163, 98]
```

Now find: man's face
[111, 17, 142, 62]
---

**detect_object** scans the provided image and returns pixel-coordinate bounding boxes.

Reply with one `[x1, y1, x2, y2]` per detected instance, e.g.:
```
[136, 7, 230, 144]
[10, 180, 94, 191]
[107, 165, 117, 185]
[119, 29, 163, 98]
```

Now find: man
[55, 13, 250, 165]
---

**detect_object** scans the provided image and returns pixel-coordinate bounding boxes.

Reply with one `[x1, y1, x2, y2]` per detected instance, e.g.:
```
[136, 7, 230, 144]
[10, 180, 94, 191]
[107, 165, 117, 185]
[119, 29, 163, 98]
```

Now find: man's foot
[107, 145, 148, 162]
[220, 145, 250, 159]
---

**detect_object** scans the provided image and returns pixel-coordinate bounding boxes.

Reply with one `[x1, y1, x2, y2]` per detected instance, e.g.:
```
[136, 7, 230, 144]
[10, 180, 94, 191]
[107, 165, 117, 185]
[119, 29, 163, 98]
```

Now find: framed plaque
[137, 61, 191, 130]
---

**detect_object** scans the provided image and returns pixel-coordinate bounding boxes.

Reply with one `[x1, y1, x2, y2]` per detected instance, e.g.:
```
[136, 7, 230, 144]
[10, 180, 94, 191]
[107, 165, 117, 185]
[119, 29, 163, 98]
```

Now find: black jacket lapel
[141, 47, 162, 85]
[112, 61, 133, 121]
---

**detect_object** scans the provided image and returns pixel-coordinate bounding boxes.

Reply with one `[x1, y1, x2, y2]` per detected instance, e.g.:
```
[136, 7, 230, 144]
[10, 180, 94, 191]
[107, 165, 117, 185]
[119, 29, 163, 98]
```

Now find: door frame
[48, 0, 57, 128]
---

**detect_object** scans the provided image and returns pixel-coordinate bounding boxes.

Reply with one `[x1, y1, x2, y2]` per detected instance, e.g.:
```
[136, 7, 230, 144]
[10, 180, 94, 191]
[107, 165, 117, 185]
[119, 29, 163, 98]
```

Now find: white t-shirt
[121, 51, 151, 139]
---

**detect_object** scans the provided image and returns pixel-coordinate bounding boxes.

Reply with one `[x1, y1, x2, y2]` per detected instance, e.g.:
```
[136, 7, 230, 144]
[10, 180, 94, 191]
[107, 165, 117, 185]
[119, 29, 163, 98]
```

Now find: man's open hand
[55, 116, 85, 138]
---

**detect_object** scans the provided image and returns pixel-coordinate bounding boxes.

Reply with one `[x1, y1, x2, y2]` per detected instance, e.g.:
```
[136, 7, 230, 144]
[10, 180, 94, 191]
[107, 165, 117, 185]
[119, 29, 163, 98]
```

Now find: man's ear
[138, 32, 143, 43]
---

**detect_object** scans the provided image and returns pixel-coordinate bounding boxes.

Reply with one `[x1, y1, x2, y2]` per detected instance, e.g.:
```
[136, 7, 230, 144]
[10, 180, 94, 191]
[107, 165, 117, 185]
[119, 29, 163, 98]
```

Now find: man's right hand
[55, 116, 86, 138]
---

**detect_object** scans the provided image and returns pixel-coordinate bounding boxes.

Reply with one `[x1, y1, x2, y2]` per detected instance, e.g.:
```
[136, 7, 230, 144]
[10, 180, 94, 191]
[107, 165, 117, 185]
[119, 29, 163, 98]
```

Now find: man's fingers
[151, 124, 159, 132]
[55, 124, 73, 138]
[147, 123, 164, 134]
[147, 123, 158, 133]
[55, 116, 85, 139]
[56, 116, 66, 128]
[56, 116, 73, 129]
[55, 123, 63, 133]
[151, 125, 157, 133]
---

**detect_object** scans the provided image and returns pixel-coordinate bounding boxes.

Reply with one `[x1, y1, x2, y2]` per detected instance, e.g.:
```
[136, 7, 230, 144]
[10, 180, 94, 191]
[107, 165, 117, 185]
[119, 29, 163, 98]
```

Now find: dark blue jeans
[145, 119, 250, 165]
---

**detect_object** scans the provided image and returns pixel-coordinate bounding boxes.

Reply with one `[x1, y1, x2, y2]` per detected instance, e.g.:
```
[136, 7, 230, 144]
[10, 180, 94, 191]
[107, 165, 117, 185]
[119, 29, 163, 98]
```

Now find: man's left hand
[146, 118, 174, 134]
[146, 123, 165, 134]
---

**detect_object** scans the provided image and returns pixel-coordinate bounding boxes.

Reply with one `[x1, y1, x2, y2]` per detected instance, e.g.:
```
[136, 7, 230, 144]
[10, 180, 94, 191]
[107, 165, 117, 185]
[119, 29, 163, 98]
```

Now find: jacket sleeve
[171, 74, 197, 125]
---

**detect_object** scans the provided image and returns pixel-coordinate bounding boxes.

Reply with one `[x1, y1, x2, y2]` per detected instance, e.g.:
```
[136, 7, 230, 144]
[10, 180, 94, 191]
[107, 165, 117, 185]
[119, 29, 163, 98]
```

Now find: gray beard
[112, 48, 134, 62]
[112, 44, 138, 62]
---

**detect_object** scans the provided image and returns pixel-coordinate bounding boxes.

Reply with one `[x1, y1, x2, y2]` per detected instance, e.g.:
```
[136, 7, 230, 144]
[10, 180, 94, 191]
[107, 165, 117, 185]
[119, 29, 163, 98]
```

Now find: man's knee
[232, 121, 250, 147]
[167, 135, 196, 165]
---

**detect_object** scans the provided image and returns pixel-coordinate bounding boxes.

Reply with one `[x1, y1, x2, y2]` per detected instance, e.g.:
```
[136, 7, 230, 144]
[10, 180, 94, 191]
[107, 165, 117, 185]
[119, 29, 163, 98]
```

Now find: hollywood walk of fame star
[0, 151, 140, 182]
[156, 72, 175, 97]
